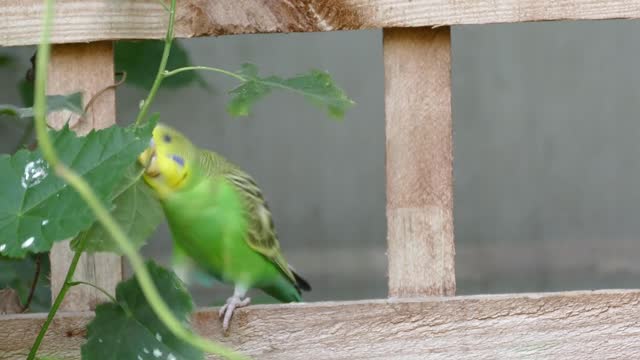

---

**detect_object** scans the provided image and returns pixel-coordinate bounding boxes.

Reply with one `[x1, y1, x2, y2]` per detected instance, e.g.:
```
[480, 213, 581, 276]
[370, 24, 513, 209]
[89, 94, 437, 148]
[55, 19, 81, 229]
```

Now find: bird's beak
[138, 140, 160, 177]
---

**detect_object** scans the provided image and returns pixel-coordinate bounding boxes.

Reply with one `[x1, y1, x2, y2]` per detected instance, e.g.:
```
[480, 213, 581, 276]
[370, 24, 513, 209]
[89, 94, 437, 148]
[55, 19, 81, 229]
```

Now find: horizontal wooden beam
[3, 290, 640, 359]
[3, 1, 640, 47]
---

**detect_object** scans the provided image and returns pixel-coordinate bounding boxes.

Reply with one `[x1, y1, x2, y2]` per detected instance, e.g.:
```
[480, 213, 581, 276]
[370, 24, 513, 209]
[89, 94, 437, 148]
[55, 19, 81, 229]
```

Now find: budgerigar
[138, 123, 310, 331]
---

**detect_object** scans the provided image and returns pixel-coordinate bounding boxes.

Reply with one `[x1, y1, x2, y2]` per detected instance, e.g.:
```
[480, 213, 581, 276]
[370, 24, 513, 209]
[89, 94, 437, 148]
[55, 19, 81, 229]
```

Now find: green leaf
[0, 121, 155, 258]
[82, 261, 203, 360]
[227, 63, 354, 119]
[115, 40, 207, 91]
[0, 254, 50, 312]
[0, 92, 82, 119]
[71, 163, 163, 254]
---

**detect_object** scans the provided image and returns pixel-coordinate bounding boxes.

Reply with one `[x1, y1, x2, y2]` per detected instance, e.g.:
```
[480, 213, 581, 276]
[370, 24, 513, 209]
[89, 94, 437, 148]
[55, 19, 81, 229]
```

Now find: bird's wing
[223, 168, 298, 285]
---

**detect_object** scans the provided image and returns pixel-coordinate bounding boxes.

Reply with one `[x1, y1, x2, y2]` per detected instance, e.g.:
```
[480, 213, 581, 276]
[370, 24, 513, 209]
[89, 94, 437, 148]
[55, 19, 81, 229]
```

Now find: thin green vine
[164, 66, 246, 81]
[27, 0, 246, 359]
[26, 0, 68, 354]
[134, 0, 177, 126]
[27, 234, 89, 360]
[67, 281, 117, 304]
[32, 0, 58, 168]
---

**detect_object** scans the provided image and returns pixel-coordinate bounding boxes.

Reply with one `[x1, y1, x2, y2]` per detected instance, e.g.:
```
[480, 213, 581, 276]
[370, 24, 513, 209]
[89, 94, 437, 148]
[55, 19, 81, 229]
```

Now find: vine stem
[27, 0, 246, 359]
[67, 281, 117, 304]
[164, 66, 246, 81]
[32, 0, 58, 167]
[26, 235, 87, 360]
[133, 0, 177, 126]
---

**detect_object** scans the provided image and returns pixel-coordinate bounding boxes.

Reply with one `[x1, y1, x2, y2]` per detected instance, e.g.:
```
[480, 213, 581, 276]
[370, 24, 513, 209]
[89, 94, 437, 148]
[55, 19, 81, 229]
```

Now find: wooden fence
[2, 1, 640, 358]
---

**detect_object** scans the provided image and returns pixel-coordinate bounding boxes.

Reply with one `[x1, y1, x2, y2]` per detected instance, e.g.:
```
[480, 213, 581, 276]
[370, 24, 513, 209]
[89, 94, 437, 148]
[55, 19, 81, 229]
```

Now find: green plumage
[165, 150, 307, 302]
[139, 124, 310, 309]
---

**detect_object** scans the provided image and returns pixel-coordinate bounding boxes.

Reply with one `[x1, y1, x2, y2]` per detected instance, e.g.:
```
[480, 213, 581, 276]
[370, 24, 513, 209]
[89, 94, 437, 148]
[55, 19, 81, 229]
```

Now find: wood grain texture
[2, 290, 640, 359]
[0, 289, 22, 315]
[384, 27, 455, 298]
[47, 42, 122, 311]
[3, 0, 640, 46]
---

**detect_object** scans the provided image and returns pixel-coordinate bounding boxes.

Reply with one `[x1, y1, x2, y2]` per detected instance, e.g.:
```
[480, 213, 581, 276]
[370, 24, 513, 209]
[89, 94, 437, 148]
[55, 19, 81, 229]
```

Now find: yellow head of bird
[138, 123, 196, 192]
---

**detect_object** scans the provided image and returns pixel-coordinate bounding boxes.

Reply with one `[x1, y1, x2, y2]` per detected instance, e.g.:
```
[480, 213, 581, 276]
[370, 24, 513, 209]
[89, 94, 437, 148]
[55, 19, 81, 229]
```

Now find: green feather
[141, 123, 310, 304]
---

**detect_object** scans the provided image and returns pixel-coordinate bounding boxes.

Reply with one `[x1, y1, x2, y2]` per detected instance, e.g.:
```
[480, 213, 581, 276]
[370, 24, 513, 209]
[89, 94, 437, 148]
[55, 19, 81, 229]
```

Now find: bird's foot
[218, 295, 251, 332]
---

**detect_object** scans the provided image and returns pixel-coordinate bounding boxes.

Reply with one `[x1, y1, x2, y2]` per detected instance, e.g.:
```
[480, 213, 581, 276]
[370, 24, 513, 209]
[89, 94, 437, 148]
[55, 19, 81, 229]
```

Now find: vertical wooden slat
[47, 42, 121, 311]
[383, 27, 455, 298]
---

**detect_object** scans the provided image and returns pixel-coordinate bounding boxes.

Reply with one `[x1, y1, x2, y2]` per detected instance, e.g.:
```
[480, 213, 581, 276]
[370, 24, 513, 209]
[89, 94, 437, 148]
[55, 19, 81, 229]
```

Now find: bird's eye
[171, 155, 185, 167]
[163, 134, 172, 143]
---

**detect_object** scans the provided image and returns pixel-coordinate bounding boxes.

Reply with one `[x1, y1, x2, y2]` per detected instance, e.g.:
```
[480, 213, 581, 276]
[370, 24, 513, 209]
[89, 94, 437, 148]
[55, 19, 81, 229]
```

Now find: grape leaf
[227, 63, 354, 119]
[71, 163, 163, 254]
[0, 121, 155, 258]
[0, 92, 82, 119]
[82, 261, 203, 360]
[115, 40, 207, 90]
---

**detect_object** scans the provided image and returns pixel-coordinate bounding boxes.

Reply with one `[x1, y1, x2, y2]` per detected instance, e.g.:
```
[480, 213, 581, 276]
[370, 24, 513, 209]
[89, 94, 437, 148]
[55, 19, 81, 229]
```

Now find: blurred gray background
[2, 20, 640, 304]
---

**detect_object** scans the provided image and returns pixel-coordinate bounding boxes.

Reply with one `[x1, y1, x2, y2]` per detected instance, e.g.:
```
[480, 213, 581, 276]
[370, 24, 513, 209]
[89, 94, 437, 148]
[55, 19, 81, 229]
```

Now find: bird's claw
[219, 295, 251, 332]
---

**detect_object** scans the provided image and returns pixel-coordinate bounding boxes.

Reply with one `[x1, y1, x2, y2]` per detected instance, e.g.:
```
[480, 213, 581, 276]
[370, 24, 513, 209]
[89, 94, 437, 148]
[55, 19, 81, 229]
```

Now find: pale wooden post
[383, 27, 455, 297]
[47, 42, 122, 311]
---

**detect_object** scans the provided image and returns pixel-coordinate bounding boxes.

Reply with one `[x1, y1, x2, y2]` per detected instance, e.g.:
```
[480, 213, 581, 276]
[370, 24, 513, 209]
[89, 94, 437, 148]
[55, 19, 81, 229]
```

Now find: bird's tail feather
[291, 267, 311, 292]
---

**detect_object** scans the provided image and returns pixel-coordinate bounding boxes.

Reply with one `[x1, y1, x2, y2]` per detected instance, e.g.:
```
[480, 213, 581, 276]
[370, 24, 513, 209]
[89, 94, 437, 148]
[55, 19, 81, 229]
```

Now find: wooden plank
[47, 42, 121, 311]
[2, 290, 640, 359]
[383, 27, 455, 297]
[3, 0, 640, 46]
